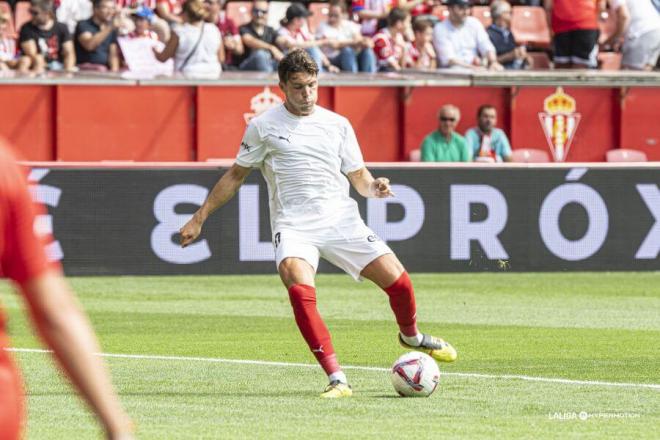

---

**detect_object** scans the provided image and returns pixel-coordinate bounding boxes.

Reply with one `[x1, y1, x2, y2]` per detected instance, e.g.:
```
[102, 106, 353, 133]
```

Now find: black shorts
[553, 29, 600, 68]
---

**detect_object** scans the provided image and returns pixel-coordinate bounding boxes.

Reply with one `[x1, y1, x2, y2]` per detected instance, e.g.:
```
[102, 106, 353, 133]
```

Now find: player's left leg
[360, 254, 457, 362]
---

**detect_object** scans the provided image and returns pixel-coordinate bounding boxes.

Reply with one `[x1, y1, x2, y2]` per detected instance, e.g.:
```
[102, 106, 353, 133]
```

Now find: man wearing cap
[432, 0, 502, 70]
[238, 0, 286, 71]
[277, 3, 338, 72]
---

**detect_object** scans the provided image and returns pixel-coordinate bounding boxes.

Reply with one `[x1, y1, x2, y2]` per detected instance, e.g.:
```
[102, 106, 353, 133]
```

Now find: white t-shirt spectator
[57, 0, 93, 34]
[432, 16, 495, 67]
[315, 20, 360, 58]
[611, 0, 660, 40]
[173, 22, 222, 76]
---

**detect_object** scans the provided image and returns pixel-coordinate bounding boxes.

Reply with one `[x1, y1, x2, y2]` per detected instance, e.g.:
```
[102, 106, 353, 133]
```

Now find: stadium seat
[471, 6, 492, 28]
[598, 52, 622, 70]
[14, 1, 30, 34]
[225, 1, 252, 26]
[511, 148, 551, 163]
[308, 2, 329, 34]
[527, 51, 551, 69]
[409, 149, 421, 162]
[0, 1, 16, 38]
[511, 6, 551, 48]
[606, 148, 648, 162]
[432, 5, 449, 21]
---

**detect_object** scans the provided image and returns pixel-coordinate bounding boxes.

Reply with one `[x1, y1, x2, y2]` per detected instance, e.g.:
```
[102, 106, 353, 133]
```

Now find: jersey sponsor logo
[539, 87, 581, 162]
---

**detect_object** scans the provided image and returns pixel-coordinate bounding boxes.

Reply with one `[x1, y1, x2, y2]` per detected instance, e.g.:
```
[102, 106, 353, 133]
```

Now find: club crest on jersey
[538, 87, 581, 162]
[243, 86, 284, 124]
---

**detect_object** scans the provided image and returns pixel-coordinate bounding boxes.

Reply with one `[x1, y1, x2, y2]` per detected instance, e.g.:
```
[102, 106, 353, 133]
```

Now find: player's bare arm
[180, 163, 252, 247]
[347, 167, 395, 198]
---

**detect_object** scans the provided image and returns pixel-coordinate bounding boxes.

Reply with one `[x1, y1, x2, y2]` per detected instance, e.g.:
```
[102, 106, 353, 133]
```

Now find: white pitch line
[6, 347, 660, 391]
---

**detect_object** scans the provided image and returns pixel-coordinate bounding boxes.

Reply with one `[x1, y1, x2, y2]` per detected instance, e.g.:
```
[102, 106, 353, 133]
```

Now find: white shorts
[273, 220, 393, 281]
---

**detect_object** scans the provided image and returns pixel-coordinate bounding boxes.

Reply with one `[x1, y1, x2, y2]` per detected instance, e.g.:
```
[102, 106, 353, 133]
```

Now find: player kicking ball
[180, 49, 457, 398]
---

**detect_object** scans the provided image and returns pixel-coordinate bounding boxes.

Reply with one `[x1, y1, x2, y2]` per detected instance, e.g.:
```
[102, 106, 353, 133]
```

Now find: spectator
[544, 0, 602, 69]
[153, 0, 223, 77]
[373, 7, 410, 72]
[277, 3, 337, 72]
[603, 0, 660, 71]
[352, 0, 391, 37]
[0, 11, 18, 71]
[18, 0, 76, 73]
[396, 0, 435, 18]
[315, 0, 376, 72]
[127, 6, 159, 39]
[433, 0, 502, 70]
[238, 0, 285, 72]
[465, 105, 512, 162]
[156, 0, 183, 27]
[205, 0, 243, 69]
[117, 0, 170, 42]
[56, 0, 93, 35]
[75, 0, 121, 72]
[405, 17, 436, 69]
[487, 0, 532, 70]
[421, 104, 471, 162]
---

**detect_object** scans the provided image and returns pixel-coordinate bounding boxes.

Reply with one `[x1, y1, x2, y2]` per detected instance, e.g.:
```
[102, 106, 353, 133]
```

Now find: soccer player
[0, 142, 133, 439]
[180, 49, 457, 398]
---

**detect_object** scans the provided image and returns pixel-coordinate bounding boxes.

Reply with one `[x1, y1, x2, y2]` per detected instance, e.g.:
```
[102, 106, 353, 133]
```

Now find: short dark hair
[31, 0, 54, 14]
[278, 49, 319, 84]
[329, 0, 347, 11]
[92, 0, 113, 8]
[387, 7, 408, 27]
[412, 18, 433, 33]
[477, 104, 496, 117]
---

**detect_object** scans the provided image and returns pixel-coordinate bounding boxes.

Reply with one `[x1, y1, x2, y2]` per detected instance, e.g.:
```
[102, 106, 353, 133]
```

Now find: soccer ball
[390, 351, 440, 397]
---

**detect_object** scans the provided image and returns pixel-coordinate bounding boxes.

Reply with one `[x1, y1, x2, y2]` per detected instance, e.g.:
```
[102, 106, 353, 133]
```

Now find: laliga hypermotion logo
[243, 86, 283, 124]
[538, 87, 581, 162]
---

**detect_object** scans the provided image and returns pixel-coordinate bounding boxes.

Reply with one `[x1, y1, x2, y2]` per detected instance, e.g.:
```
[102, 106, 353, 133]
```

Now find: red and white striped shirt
[373, 28, 403, 68]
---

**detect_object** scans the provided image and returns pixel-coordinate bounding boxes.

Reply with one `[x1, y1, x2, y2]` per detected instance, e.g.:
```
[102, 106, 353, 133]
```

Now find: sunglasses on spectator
[440, 117, 456, 122]
[252, 8, 268, 15]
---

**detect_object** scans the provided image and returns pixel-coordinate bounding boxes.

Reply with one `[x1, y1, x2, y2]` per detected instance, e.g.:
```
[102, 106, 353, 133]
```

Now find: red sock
[288, 284, 340, 375]
[383, 271, 419, 337]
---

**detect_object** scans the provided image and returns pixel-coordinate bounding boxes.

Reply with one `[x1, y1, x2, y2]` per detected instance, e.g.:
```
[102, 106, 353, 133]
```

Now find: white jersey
[235, 104, 365, 233]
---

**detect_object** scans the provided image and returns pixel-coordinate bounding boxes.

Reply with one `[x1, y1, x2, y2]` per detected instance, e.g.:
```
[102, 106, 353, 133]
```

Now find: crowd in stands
[419, 103, 512, 162]
[0, 0, 659, 74]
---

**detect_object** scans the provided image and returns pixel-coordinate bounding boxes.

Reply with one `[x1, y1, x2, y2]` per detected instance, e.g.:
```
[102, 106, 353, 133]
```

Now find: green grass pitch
[1, 272, 659, 439]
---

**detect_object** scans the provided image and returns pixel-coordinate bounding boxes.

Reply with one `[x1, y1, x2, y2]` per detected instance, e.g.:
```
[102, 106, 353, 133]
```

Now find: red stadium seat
[527, 51, 551, 69]
[511, 148, 551, 163]
[511, 6, 551, 48]
[0, 1, 16, 38]
[308, 2, 329, 34]
[226, 1, 252, 26]
[598, 52, 622, 70]
[409, 149, 421, 162]
[471, 6, 491, 28]
[432, 5, 449, 21]
[14, 1, 30, 34]
[606, 148, 647, 162]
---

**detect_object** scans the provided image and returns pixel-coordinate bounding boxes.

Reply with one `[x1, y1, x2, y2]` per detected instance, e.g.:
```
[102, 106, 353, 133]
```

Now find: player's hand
[370, 177, 395, 198]
[180, 217, 202, 247]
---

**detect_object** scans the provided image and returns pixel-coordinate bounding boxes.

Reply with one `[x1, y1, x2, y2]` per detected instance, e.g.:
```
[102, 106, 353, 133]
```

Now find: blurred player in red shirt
[0, 141, 133, 440]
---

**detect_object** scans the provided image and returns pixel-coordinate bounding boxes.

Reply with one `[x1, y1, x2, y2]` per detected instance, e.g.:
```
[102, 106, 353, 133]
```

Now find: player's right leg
[0, 343, 24, 440]
[278, 254, 351, 398]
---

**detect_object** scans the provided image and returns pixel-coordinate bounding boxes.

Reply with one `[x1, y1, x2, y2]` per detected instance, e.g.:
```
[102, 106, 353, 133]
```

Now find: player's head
[278, 49, 319, 116]
[438, 104, 460, 136]
[477, 105, 497, 133]
[29, 0, 55, 26]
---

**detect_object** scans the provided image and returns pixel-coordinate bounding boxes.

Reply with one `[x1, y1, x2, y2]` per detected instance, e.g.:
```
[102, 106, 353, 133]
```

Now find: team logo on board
[538, 87, 581, 162]
[243, 87, 283, 124]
